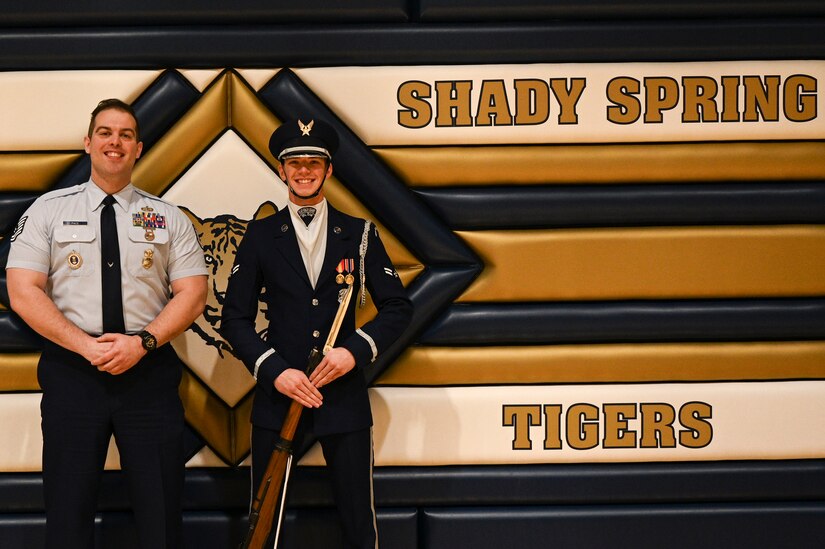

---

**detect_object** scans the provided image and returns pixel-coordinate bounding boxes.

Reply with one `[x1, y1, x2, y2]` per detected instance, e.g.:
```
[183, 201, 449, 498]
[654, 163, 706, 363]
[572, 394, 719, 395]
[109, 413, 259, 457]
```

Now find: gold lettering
[435, 80, 474, 127]
[543, 404, 563, 450]
[682, 77, 719, 123]
[550, 78, 586, 124]
[514, 79, 550, 125]
[721, 76, 741, 122]
[743, 75, 781, 122]
[475, 79, 513, 126]
[603, 403, 638, 448]
[503, 404, 541, 450]
[567, 403, 599, 450]
[640, 403, 677, 448]
[397, 81, 433, 129]
[784, 74, 817, 122]
[606, 77, 641, 124]
[644, 77, 680, 123]
[679, 402, 713, 448]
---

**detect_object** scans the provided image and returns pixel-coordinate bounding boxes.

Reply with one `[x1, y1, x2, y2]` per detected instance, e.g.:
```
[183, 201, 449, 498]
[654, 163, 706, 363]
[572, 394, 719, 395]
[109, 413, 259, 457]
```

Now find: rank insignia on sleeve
[10, 216, 27, 242]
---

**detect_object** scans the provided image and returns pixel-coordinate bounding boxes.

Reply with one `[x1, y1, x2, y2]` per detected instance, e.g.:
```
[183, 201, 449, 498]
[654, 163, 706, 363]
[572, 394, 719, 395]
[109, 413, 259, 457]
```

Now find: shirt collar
[287, 197, 327, 226]
[87, 180, 136, 211]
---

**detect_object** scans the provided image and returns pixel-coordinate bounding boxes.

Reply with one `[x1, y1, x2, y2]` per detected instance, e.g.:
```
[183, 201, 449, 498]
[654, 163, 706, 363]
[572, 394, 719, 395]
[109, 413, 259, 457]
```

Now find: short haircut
[87, 98, 140, 141]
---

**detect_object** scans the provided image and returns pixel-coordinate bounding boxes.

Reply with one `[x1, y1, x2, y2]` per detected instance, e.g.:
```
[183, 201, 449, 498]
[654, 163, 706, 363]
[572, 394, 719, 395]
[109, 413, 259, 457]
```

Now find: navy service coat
[221, 204, 413, 436]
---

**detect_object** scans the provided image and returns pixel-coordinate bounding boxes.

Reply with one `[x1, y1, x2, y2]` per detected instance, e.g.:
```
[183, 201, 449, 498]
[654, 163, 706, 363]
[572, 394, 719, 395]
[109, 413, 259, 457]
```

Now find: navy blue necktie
[101, 195, 125, 334]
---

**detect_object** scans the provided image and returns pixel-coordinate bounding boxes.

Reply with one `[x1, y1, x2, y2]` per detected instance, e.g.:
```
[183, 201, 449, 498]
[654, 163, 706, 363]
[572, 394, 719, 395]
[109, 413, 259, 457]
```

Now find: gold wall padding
[375, 142, 825, 186]
[0, 154, 82, 192]
[379, 342, 825, 386]
[132, 73, 232, 195]
[229, 72, 281, 165]
[457, 226, 825, 301]
[179, 369, 251, 465]
[0, 354, 40, 391]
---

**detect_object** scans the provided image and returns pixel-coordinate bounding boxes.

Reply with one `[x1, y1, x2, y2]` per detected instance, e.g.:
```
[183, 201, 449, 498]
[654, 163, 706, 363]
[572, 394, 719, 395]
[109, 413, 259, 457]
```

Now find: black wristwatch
[138, 330, 158, 352]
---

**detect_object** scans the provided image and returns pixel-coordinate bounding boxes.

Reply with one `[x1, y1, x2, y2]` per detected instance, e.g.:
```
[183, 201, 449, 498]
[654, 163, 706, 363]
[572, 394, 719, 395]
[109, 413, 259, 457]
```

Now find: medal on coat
[132, 208, 166, 242]
[142, 249, 154, 269]
[67, 250, 83, 270]
[335, 258, 354, 285]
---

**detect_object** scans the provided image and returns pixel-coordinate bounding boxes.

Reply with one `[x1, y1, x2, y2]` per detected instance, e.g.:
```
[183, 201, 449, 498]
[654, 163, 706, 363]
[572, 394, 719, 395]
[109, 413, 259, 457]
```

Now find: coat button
[312, 299, 319, 306]
[312, 330, 320, 338]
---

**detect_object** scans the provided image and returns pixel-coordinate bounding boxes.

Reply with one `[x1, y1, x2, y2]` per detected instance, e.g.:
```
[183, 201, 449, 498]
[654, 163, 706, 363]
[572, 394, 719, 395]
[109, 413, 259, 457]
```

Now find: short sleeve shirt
[7, 181, 208, 335]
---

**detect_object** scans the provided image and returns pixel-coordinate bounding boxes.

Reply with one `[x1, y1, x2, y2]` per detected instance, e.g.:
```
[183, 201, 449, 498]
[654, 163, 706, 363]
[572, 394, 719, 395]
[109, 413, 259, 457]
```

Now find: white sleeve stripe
[356, 329, 378, 363]
[254, 349, 276, 380]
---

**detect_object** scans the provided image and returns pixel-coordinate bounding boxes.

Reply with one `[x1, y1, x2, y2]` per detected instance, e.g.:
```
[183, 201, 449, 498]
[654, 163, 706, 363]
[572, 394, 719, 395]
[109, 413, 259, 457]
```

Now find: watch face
[141, 332, 157, 351]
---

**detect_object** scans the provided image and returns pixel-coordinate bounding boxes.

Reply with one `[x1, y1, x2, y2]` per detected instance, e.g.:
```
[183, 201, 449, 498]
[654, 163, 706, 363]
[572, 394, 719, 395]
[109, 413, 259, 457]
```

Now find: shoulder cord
[359, 220, 371, 307]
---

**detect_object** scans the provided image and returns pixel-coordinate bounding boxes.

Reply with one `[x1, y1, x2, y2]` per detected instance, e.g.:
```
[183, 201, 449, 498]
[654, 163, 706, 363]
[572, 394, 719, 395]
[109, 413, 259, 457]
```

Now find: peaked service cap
[268, 118, 339, 161]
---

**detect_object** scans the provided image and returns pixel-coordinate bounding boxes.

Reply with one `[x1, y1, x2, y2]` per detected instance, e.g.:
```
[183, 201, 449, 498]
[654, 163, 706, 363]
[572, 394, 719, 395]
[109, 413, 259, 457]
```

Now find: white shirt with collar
[287, 198, 328, 288]
[7, 180, 208, 335]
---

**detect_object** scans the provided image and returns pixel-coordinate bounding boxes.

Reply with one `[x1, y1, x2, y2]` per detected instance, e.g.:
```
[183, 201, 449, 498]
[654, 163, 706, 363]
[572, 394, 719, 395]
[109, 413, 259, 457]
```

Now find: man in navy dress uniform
[221, 118, 413, 548]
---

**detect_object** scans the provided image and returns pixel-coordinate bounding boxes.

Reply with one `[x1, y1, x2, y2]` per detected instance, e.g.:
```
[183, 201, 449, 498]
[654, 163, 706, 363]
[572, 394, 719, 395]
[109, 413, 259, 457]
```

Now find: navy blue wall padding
[420, 503, 825, 549]
[0, 194, 38, 235]
[3, 460, 824, 512]
[0, 311, 42, 351]
[415, 182, 825, 230]
[130, 70, 202, 158]
[1, 21, 824, 69]
[375, 461, 825, 506]
[0, 509, 419, 549]
[418, 0, 825, 20]
[0, 1, 410, 26]
[421, 299, 825, 346]
[1, 462, 823, 547]
[4, 0, 825, 26]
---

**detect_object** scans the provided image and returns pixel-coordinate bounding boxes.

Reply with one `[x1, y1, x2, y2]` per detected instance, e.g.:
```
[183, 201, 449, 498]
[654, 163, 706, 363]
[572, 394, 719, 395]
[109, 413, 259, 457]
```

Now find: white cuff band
[254, 349, 276, 380]
[356, 329, 378, 363]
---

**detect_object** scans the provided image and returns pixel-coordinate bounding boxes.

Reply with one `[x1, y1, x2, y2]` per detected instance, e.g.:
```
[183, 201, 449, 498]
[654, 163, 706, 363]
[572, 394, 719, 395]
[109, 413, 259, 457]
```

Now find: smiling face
[277, 156, 333, 206]
[83, 108, 143, 192]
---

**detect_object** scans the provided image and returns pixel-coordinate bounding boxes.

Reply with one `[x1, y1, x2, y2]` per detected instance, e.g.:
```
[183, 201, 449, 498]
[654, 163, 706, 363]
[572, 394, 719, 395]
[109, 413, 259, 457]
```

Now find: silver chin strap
[287, 180, 324, 200]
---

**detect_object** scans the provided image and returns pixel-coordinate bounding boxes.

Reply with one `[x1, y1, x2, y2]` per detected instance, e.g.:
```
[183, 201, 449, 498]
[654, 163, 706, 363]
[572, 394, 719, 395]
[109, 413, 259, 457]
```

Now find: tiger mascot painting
[172, 202, 277, 408]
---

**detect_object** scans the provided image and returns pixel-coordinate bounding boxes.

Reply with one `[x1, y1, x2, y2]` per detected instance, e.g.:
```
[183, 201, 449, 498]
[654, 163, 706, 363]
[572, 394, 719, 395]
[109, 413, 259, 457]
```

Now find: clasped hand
[274, 347, 356, 408]
[87, 333, 145, 375]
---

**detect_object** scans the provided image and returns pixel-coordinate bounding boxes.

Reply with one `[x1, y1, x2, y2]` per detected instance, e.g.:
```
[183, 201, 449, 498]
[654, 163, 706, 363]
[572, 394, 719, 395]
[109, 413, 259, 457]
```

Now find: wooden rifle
[240, 283, 355, 549]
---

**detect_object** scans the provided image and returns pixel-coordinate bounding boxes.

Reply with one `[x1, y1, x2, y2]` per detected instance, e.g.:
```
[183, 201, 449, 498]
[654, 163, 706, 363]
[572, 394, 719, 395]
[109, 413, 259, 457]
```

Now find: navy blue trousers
[38, 341, 185, 549]
[251, 424, 377, 549]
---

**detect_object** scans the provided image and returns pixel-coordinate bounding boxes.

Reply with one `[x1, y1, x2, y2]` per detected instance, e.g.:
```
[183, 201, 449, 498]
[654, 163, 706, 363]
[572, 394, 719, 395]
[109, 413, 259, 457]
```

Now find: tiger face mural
[180, 202, 277, 358]
[173, 202, 277, 407]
